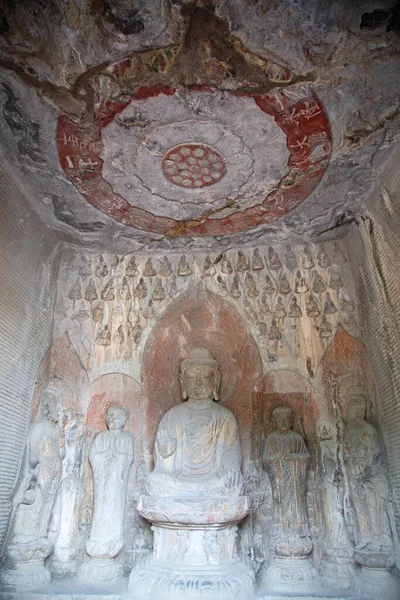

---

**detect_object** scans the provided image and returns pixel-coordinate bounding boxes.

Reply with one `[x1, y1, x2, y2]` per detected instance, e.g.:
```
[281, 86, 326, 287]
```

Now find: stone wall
[0, 162, 60, 550]
[43, 238, 378, 575]
[345, 144, 400, 530]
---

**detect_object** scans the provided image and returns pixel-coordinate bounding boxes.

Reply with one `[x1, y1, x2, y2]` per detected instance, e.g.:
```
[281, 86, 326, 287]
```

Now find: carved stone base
[128, 522, 254, 599]
[319, 549, 355, 591]
[78, 558, 124, 584]
[262, 556, 320, 594]
[50, 557, 78, 578]
[353, 566, 400, 600]
[0, 559, 51, 591]
[129, 561, 254, 600]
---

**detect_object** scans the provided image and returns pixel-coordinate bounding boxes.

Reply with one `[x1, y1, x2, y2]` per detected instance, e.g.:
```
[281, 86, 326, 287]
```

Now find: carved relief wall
[3, 238, 398, 598]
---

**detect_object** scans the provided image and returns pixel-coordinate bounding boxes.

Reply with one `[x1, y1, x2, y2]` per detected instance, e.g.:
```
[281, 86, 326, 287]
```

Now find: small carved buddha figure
[117, 276, 132, 301]
[91, 301, 103, 323]
[295, 271, 309, 294]
[268, 247, 282, 271]
[230, 275, 241, 298]
[329, 270, 343, 290]
[134, 278, 148, 299]
[221, 252, 233, 274]
[151, 279, 166, 302]
[289, 296, 302, 318]
[312, 271, 327, 294]
[85, 279, 98, 303]
[252, 248, 264, 271]
[263, 275, 276, 295]
[159, 256, 172, 278]
[245, 272, 259, 297]
[283, 246, 297, 271]
[301, 247, 315, 270]
[237, 250, 250, 271]
[177, 254, 193, 277]
[324, 292, 337, 315]
[317, 246, 330, 269]
[278, 274, 291, 295]
[101, 278, 115, 301]
[145, 348, 243, 498]
[95, 255, 108, 278]
[203, 255, 216, 277]
[344, 394, 394, 563]
[143, 258, 157, 278]
[306, 294, 320, 318]
[125, 255, 138, 278]
[263, 407, 312, 559]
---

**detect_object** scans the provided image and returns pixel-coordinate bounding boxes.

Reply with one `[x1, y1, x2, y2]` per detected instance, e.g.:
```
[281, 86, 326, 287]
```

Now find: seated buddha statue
[145, 347, 244, 499]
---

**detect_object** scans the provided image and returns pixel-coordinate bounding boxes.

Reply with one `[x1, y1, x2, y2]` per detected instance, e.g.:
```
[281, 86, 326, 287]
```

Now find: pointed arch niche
[141, 284, 263, 471]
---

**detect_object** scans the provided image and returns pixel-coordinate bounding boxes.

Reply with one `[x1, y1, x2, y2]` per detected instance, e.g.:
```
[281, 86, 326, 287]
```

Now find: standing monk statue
[79, 405, 134, 584]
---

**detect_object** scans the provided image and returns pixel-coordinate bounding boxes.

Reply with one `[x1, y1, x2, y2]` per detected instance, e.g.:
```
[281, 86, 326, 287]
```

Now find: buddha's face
[181, 364, 219, 401]
[106, 406, 127, 430]
[347, 396, 366, 424]
[274, 410, 294, 433]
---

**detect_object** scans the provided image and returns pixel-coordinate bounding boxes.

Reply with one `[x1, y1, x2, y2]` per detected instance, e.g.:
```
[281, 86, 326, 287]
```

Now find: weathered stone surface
[0, 2, 399, 250]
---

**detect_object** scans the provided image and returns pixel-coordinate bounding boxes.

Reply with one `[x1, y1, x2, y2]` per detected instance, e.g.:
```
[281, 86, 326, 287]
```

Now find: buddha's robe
[146, 401, 242, 497]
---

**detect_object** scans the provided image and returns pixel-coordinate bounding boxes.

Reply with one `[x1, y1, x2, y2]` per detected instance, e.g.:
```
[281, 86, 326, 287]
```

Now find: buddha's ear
[214, 370, 222, 402]
[180, 373, 188, 400]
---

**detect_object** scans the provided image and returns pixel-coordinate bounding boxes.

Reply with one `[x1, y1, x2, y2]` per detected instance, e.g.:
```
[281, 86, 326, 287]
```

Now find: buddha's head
[40, 389, 60, 423]
[180, 347, 221, 402]
[347, 393, 367, 425]
[106, 405, 127, 430]
[273, 406, 294, 433]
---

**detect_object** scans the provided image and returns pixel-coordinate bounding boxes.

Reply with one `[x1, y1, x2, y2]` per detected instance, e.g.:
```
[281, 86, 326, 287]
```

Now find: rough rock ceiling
[0, 0, 399, 251]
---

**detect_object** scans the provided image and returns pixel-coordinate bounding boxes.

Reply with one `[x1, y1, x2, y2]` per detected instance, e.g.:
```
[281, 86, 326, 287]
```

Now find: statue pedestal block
[129, 512, 254, 600]
[262, 556, 320, 595]
[0, 559, 51, 591]
[78, 558, 124, 584]
[353, 566, 400, 600]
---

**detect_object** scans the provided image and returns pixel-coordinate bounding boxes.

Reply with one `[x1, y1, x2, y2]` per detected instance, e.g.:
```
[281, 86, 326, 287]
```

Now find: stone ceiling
[0, 0, 399, 251]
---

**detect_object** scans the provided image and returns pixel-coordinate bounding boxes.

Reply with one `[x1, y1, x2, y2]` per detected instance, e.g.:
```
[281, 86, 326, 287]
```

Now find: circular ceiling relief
[57, 79, 331, 238]
[162, 143, 226, 188]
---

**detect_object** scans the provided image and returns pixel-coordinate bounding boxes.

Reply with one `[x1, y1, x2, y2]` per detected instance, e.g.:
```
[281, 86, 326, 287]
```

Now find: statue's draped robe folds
[146, 401, 242, 497]
[264, 430, 310, 548]
[345, 420, 393, 551]
[86, 429, 134, 557]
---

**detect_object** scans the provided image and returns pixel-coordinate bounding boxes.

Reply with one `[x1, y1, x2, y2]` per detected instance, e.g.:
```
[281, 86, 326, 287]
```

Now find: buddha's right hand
[157, 429, 177, 458]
